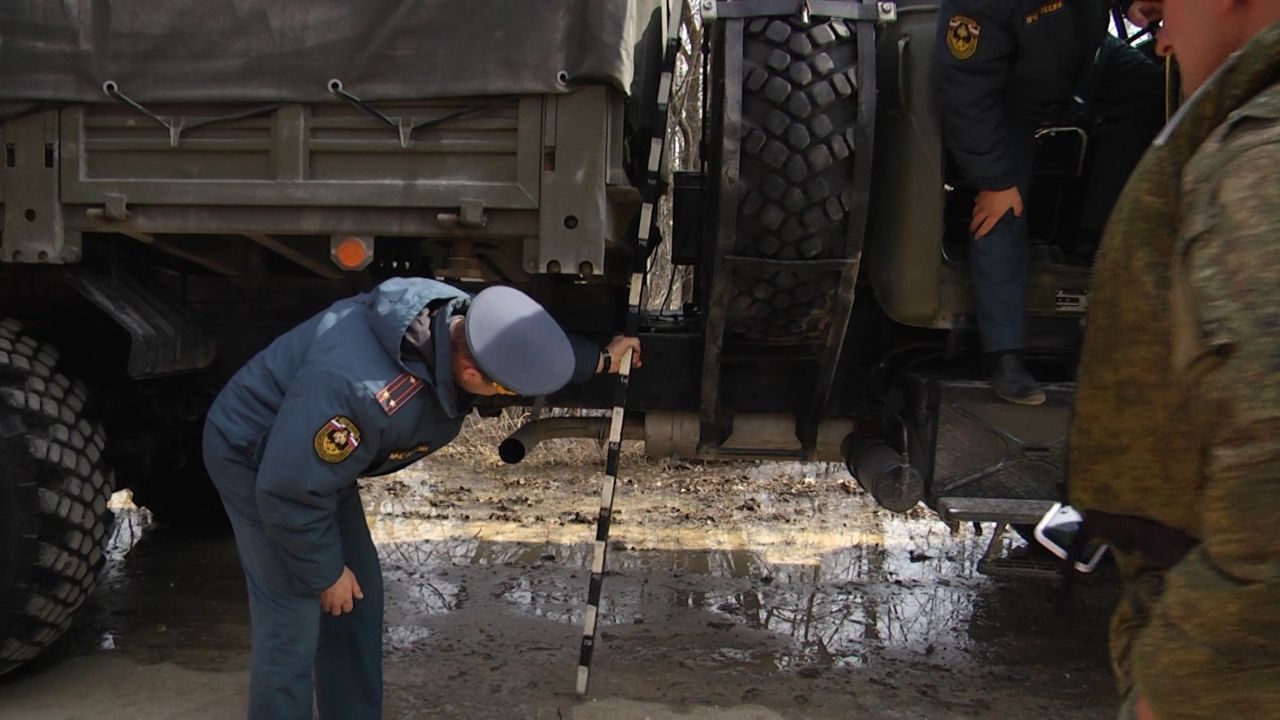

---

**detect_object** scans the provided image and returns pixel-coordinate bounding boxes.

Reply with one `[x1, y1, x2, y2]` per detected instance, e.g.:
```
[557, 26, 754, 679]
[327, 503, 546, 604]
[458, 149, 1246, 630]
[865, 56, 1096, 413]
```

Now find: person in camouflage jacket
[1068, 2, 1280, 718]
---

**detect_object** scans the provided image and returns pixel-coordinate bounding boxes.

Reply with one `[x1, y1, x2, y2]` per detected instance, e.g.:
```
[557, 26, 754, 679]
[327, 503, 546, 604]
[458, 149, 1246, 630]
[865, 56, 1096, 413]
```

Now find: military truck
[0, 0, 1158, 673]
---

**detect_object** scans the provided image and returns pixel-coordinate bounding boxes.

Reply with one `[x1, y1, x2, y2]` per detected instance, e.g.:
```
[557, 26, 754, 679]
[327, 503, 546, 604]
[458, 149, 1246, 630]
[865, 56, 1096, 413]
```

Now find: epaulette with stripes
[375, 372, 425, 415]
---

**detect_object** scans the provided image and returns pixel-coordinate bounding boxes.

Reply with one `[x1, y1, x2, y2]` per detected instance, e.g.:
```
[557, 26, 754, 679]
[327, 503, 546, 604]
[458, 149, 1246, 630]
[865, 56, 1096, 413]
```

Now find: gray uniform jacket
[205, 278, 598, 595]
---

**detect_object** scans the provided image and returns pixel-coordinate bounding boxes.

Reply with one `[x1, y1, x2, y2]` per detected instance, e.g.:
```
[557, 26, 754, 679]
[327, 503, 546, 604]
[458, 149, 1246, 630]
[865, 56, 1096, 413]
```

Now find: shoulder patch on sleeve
[314, 416, 362, 463]
[947, 15, 981, 60]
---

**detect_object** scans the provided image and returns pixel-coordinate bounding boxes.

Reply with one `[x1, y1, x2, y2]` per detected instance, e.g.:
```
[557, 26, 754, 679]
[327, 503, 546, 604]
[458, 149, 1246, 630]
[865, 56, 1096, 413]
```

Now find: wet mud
[0, 459, 1119, 718]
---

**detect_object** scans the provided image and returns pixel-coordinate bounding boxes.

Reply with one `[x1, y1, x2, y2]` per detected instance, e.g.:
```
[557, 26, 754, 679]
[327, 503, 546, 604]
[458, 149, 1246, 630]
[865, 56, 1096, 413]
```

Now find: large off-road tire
[727, 16, 860, 343]
[0, 319, 113, 675]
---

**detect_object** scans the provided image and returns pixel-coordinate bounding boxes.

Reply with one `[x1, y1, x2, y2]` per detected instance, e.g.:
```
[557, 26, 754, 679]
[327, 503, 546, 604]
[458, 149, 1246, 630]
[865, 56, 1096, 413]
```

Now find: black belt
[1078, 510, 1199, 569]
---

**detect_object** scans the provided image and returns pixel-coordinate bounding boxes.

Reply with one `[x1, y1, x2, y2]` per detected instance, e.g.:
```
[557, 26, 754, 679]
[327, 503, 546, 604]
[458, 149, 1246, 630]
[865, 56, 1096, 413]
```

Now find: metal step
[904, 375, 1073, 507]
[935, 501, 1063, 581]
[978, 549, 1062, 580]
[936, 496, 1055, 525]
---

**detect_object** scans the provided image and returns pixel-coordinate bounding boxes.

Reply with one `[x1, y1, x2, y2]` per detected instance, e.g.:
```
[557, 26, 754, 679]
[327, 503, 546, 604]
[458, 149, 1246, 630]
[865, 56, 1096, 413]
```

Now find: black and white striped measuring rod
[576, 0, 687, 696]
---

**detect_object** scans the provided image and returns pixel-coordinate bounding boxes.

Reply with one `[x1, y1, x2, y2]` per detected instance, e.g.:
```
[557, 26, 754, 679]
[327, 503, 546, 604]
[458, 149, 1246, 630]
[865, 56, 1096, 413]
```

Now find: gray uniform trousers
[202, 421, 384, 720]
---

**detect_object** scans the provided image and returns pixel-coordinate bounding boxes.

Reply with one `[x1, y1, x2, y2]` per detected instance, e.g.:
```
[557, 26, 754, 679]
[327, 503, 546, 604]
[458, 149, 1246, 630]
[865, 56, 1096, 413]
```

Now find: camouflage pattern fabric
[1068, 22, 1280, 720]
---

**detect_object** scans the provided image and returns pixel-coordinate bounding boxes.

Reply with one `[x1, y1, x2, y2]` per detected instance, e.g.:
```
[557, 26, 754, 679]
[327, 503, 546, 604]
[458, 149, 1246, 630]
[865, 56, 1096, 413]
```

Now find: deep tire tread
[0, 319, 113, 675]
[731, 16, 859, 343]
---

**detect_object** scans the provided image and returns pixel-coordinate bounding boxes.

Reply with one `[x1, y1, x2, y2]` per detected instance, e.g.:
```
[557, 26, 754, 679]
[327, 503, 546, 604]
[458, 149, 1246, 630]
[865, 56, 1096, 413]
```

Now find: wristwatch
[599, 346, 612, 374]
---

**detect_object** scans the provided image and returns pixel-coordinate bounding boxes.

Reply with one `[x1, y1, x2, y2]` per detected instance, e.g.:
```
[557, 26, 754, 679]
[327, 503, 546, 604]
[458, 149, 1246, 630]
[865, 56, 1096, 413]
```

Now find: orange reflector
[335, 237, 368, 270]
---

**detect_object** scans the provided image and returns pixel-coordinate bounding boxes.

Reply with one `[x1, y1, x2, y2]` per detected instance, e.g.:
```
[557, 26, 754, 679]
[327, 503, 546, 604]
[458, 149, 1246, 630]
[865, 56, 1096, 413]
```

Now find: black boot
[984, 352, 1046, 406]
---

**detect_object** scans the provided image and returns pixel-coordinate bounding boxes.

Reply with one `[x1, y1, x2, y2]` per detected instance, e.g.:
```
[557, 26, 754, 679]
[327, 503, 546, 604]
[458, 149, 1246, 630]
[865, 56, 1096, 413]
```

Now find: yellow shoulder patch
[947, 15, 981, 60]
[314, 416, 362, 463]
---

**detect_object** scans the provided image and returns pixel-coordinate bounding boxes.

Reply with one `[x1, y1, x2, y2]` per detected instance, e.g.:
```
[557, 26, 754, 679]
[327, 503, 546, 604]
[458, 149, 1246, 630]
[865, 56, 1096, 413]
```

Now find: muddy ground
[0, 451, 1120, 719]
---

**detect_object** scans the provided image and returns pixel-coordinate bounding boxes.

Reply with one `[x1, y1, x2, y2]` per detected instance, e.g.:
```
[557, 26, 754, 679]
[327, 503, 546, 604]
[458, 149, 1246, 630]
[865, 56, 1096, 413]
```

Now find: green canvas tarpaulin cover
[0, 0, 667, 103]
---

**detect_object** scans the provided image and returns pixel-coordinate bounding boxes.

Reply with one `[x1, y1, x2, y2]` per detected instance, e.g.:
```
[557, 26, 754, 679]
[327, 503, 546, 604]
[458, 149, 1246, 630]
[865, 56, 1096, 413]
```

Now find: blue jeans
[969, 122, 1036, 354]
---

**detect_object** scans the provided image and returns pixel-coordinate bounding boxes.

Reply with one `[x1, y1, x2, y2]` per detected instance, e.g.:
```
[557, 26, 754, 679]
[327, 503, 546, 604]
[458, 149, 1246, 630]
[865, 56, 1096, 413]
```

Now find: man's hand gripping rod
[576, 0, 687, 696]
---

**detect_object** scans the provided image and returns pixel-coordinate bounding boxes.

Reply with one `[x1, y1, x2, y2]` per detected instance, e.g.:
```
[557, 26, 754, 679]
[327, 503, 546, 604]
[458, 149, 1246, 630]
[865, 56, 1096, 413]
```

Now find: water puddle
[55, 464, 1111, 716]
[364, 472, 1058, 677]
[0, 445, 1131, 720]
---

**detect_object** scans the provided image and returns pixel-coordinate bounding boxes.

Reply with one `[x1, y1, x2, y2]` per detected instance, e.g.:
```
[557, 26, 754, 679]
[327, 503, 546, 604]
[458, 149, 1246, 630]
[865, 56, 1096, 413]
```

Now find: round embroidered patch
[314, 416, 362, 463]
[947, 15, 981, 60]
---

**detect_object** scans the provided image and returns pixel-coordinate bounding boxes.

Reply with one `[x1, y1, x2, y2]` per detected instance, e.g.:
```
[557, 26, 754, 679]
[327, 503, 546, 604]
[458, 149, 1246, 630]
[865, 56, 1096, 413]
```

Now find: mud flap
[902, 374, 1073, 577]
[63, 268, 217, 379]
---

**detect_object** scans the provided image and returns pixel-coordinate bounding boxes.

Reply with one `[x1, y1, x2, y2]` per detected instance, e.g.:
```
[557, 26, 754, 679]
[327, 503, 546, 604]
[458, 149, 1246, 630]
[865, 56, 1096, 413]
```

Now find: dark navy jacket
[206, 278, 598, 594]
[935, 0, 1109, 190]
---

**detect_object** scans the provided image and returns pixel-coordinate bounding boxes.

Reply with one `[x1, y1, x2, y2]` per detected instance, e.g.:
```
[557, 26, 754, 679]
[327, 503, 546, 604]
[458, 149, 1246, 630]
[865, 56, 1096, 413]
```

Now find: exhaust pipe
[843, 433, 924, 513]
[499, 417, 643, 464]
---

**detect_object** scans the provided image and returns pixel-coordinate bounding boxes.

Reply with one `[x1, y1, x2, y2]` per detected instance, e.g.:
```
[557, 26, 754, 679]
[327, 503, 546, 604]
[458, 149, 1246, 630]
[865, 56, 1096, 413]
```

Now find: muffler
[499, 417, 643, 464]
[842, 433, 924, 513]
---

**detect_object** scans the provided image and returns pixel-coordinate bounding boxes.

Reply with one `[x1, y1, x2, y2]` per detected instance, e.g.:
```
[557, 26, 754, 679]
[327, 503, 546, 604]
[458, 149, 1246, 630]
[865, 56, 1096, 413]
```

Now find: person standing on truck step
[202, 277, 640, 719]
[934, 0, 1163, 405]
[1069, 1, 1280, 718]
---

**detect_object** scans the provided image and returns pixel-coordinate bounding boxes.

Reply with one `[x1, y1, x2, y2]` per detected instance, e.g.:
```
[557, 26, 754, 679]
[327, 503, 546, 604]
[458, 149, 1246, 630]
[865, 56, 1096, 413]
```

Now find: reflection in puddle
[385, 624, 433, 653]
[369, 491, 1026, 673]
[87, 474, 1063, 680]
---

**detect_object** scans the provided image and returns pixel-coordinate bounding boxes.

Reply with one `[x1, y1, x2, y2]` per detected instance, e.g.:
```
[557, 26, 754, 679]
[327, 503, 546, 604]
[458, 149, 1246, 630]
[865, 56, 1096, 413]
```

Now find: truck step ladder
[937, 496, 1061, 579]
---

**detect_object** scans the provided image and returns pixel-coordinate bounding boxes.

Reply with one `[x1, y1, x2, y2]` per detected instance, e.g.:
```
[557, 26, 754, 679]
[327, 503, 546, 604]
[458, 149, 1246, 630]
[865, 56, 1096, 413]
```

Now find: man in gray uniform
[935, 0, 1163, 404]
[202, 277, 639, 719]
